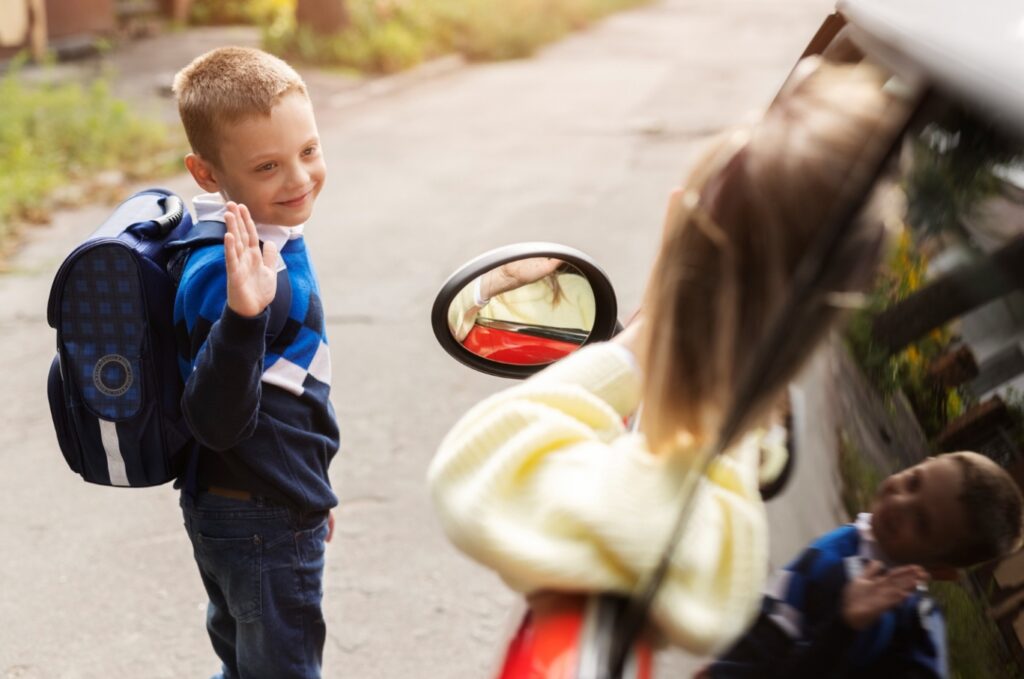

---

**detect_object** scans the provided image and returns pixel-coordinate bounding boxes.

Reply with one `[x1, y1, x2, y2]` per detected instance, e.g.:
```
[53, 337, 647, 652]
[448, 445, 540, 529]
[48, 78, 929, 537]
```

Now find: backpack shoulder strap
[166, 220, 227, 286]
[167, 219, 227, 249]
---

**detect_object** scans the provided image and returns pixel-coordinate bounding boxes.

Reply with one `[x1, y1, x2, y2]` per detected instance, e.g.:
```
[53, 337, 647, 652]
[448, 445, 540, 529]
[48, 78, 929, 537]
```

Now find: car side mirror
[431, 243, 619, 379]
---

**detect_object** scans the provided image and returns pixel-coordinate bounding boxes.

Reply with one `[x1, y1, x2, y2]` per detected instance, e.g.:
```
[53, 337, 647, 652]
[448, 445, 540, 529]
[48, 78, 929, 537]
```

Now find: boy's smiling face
[187, 91, 325, 226]
[870, 456, 970, 568]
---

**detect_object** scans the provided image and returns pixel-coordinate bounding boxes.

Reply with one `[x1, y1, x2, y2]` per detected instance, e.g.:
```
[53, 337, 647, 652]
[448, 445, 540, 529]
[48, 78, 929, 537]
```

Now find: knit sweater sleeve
[427, 342, 769, 655]
[177, 252, 269, 451]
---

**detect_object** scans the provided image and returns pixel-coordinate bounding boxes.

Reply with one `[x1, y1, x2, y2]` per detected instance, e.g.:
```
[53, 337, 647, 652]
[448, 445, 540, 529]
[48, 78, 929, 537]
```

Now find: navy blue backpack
[46, 188, 290, 487]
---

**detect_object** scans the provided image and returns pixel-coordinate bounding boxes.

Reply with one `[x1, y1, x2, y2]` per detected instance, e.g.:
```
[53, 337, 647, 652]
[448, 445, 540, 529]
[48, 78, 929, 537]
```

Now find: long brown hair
[640, 58, 911, 454]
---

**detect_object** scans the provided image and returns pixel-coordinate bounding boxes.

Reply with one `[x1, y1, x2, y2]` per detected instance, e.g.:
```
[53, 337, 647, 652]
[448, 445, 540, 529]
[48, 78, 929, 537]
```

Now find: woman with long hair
[428, 58, 908, 656]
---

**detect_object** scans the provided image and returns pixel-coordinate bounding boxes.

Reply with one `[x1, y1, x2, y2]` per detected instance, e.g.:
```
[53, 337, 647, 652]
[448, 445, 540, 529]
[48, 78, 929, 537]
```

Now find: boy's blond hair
[945, 451, 1024, 567]
[172, 46, 308, 166]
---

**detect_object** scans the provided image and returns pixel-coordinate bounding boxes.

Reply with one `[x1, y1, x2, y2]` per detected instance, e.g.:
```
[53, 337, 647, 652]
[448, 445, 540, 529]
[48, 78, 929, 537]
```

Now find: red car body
[463, 325, 580, 366]
[496, 596, 653, 679]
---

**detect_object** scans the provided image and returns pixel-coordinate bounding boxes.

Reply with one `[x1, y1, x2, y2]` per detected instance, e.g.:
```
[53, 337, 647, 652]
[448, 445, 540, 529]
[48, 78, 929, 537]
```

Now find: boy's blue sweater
[710, 518, 948, 678]
[174, 235, 339, 513]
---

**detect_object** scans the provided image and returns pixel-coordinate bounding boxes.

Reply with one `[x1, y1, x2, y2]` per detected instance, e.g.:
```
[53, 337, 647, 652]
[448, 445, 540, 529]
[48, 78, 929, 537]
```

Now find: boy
[706, 451, 1024, 678]
[172, 46, 338, 678]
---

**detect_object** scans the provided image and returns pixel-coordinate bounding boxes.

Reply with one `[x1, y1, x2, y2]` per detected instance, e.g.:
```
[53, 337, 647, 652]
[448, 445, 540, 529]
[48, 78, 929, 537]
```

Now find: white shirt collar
[856, 512, 895, 566]
[192, 192, 305, 253]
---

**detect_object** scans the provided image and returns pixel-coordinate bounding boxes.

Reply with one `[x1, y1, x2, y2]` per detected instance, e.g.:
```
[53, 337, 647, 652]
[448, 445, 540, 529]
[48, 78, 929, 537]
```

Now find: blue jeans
[181, 491, 329, 679]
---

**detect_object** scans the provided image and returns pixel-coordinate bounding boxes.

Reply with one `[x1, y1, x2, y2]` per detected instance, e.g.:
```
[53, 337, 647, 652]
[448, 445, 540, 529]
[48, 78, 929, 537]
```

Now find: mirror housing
[431, 243, 619, 379]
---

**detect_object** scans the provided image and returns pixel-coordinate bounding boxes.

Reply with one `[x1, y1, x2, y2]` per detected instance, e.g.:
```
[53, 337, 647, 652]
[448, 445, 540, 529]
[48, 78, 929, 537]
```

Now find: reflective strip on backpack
[99, 420, 130, 486]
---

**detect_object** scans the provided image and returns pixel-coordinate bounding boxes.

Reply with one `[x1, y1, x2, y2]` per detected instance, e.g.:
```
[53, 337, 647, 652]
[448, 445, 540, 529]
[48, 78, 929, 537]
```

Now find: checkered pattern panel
[59, 244, 144, 420]
[264, 292, 331, 396]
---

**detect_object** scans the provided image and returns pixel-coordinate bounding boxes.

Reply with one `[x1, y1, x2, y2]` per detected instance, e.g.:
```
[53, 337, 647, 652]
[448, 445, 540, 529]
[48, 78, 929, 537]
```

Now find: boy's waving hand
[224, 201, 279, 318]
[842, 561, 928, 630]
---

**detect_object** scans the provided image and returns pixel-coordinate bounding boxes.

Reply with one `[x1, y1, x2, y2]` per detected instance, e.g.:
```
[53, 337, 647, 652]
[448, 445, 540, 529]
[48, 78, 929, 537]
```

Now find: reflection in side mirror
[447, 258, 597, 367]
[432, 243, 618, 379]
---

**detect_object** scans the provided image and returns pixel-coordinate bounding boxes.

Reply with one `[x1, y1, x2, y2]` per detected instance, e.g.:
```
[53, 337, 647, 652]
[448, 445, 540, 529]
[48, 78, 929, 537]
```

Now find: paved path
[0, 1, 839, 676]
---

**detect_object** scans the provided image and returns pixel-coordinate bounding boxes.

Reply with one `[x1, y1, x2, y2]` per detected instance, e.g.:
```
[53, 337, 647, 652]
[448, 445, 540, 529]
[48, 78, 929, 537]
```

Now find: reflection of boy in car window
[706, 453, 1023, 679]
[446, 258, 596, 342]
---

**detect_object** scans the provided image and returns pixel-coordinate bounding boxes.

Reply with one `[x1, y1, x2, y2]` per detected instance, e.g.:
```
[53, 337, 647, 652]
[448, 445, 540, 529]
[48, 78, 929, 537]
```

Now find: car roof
[838, 0, 1024, 135]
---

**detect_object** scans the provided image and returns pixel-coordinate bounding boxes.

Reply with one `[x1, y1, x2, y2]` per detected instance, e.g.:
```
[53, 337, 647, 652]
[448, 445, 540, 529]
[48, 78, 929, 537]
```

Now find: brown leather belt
[205, 485, 254, 502]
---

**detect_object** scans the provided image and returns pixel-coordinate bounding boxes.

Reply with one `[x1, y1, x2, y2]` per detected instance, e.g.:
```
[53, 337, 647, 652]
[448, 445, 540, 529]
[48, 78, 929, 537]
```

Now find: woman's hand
[224, 201, 278, 318]
[480, 257, 563, 301]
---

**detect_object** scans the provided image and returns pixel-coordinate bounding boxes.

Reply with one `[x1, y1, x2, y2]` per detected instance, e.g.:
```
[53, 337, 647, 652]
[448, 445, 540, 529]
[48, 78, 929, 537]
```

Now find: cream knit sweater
[428, 343, 769, 655]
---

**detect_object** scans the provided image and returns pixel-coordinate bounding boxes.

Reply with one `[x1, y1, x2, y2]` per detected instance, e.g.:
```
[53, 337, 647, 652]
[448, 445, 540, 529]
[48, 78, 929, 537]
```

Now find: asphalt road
[0, 1, 842, 676]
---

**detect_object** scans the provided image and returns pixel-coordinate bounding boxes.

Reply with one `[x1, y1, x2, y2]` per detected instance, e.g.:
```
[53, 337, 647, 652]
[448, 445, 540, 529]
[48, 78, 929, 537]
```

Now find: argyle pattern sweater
[710, 517, 948, 678]
[174, 235, 339, 512]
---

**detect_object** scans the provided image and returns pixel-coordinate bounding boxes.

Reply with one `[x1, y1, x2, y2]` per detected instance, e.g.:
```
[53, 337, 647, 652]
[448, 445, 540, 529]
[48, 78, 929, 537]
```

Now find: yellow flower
[946, 390, 964, 419]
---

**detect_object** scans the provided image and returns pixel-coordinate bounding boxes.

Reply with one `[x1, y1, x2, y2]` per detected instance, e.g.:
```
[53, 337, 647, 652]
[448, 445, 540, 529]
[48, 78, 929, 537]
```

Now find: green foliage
[435, 0, 572, 62]
[190, 0, 293, 26]
[846, 232, 928, 390]
[904, 111, 1024, 240]
[837, 428, 884, 518]
[852, 111, 1024, 434]
[847, 113, 1024, 438]
[262, 0, 652, 73]
[845, 230, 971, 439]
[0, 59, 181, 250]
[930, 580, 1024, 679]
[267, 2, 430, 73]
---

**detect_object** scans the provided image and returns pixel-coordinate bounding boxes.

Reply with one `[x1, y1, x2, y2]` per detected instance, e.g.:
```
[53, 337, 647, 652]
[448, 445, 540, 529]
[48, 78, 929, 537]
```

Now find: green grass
[0, 59, 182, 255]
[837, 427, 885, 519]
[836, 427, 1022, 677]
[930, 580, 1024, 679]
[261, 0, 653, 73]
[189, 0, 293, 26]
